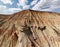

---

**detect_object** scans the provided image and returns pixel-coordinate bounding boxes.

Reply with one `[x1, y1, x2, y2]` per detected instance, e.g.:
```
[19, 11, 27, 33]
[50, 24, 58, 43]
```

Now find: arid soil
[0, 10, 60, 47]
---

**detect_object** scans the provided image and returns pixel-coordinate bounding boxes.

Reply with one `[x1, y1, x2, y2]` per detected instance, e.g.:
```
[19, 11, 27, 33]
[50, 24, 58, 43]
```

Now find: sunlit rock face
[0, 10, 60, 47]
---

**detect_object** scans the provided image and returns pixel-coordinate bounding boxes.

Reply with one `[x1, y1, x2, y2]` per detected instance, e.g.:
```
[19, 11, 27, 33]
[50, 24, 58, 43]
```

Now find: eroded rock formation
[0, 10, 60, 47]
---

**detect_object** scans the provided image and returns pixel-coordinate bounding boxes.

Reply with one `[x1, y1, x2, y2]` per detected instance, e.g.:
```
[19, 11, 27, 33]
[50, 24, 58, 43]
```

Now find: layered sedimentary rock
[0, 10, 60, 47]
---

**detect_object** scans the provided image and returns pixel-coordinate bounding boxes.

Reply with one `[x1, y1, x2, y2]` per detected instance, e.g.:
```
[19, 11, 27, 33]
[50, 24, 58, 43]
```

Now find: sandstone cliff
[0, 10, 60, 47]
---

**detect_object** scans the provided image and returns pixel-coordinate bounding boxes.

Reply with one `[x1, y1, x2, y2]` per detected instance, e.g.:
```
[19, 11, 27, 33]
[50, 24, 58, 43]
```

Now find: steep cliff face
[0, 10, 60, 47]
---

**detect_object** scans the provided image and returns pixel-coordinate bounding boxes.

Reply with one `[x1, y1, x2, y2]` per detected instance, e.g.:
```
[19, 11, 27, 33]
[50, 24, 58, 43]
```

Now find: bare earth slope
[0, 10, 60, 47]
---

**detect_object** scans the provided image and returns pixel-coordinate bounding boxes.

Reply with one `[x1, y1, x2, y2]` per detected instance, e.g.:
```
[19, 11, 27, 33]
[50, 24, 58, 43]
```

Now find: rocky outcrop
[0, 10, 60, 47]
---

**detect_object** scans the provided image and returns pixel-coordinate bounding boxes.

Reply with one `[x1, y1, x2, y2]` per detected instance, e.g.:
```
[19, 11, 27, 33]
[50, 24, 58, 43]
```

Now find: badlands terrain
[0, 10, 60, 47]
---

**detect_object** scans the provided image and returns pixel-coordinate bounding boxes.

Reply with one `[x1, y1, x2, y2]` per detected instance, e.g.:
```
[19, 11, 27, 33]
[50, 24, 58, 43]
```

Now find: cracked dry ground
[0, 10, 60, 47]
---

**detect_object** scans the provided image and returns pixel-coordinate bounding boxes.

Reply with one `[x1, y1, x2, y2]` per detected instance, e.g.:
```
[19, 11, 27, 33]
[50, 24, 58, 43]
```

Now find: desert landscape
[0, 10, 60, 47]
